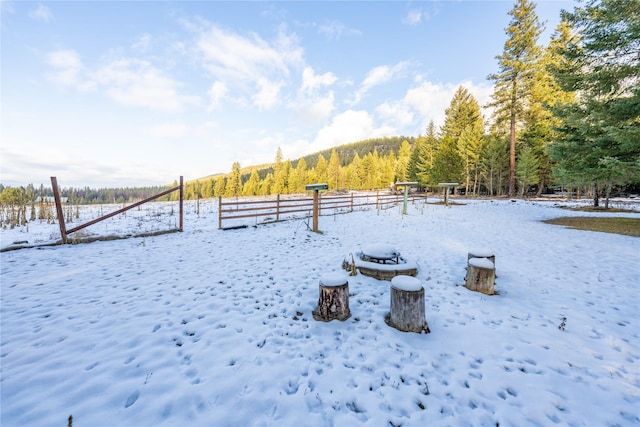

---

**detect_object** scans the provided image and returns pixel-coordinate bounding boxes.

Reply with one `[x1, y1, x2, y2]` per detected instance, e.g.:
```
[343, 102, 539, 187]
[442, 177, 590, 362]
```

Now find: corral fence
[51, 176, 183, 244]
[218, 190, 428, 229]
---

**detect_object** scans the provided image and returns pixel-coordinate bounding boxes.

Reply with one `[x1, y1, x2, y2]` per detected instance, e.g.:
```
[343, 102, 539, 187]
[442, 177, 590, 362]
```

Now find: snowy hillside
[1, 198, 639, 426]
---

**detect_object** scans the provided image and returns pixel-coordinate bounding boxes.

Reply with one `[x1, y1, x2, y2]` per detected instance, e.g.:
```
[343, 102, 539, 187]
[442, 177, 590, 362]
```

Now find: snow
[1, 197, 640, 427]
[467, 248, 495, 258]
[362, 243, 399, 260]
[320, 272, 348, 287]
[391, 276, 423, 292]
[468, 257, 496, 270]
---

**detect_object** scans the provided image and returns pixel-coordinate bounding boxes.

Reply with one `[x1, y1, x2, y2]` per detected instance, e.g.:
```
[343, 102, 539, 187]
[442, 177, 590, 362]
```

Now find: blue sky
[1, 1, 576, 188]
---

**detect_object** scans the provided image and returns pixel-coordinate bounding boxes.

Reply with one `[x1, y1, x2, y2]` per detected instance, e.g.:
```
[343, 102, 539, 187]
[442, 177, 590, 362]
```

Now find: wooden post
[350, 193, 354, 212]
[385, 276, 429, 333]
[218, 196, 222, 229]
[179, 176, 183, 231]
[51, 177, 68, 244]
[313, 272, 350, 321]
[312, 190, 319, 232]
[276, 194, 280, 222]
[465, 257, 496, 295]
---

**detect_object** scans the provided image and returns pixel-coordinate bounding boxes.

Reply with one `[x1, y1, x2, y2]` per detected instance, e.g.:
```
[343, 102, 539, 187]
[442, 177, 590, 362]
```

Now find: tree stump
[312, 272, 351, 321]
[467, 249, 495, 266]
[465, 257, 496, 295]
[466, 249, 495, 281]
[385, 276, 429, 333]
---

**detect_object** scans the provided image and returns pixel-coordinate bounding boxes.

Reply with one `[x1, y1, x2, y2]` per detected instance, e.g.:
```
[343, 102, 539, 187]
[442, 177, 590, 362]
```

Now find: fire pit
[343, 243, 418, 281]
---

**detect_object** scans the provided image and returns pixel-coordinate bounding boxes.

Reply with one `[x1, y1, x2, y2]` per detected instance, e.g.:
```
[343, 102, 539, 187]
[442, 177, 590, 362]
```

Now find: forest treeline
[1, 0, 638, 228]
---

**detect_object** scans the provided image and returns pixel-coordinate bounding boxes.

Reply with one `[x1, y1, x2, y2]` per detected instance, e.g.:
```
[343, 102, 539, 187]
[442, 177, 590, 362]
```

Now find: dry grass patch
[543, 217, 640, 237]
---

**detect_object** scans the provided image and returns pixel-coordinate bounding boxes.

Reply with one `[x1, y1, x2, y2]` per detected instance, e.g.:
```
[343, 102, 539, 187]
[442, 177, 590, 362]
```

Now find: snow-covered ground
[1, 197, 639, 427]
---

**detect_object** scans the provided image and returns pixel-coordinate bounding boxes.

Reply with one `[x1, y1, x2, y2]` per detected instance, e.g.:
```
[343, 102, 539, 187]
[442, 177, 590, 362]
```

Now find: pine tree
[273, 147, 286, 194]
[225, 162, 242, 197]
[214, 177, 226, 198]
[488, 0, 544, 196]
[328, 148, 341, 190]
[314, 154, 328, 184]
[516, 146, 540, 196]
[480, 133, 510, 196]
[416, 121, 439, 189]
[244, 169, 261, 196]
[293, 157, 308, 193]
[548, 0, 640, 206]
[395, 140, 411, 183]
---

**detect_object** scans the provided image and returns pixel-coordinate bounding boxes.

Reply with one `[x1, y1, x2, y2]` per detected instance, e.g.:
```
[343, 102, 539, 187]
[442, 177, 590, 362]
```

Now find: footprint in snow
[124, 390, 140, 408]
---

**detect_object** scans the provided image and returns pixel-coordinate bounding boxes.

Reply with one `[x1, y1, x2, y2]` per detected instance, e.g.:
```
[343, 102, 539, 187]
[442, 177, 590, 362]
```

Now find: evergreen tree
[273, 147, 286, 194]
[488, 0, 544, 196]
[225, 162, 242, 197]
[395, 140, 411, 183]
[480, 133, 510, 196]
[314, 154, 328, 184]
[516, 145, 540, 196]
[549, 0, 640, 206]
[416, 121, 439, 189]
[214, 177, 226, 198]
[244, 169, 261, 196]
[328, 148, 341, 190]
[293, 157, 308, 193]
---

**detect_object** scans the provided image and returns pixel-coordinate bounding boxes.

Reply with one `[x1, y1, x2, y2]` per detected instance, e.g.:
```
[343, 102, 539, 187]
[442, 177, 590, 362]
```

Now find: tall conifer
[488, 0, 544, 196]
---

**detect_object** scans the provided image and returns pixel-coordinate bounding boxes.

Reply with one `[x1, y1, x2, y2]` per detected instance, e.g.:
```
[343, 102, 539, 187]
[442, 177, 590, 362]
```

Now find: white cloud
[293, 66, 337, 122]
[311, 110, 375, 153]
[317, 20, 361, 40]
[403, 9, 425, 26]
[29, 4, 53, 22]
[132, 34, 152, 52]
[196, 24, 303, 111]
[293, 92, 335, 123]
[146, 122, 188, 140]
[92, 59, 199, 112]
[46, 49, 84, 86]
[403, 80, 494, 132]
[207, 81, 228, 110]
[253, 78, 283, 110]
[352, 62, 409, 105]
[300, 66, 337, 93]
[197, 26, 292, 82]
[375, 102, 415, 129]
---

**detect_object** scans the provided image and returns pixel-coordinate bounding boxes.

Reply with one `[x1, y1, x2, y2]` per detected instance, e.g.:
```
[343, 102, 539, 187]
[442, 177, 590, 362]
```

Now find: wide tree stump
[312, 272, 351, 322]
[465, 249, 496, 281]
[465, 257, 496, 295]
[385, 276, 429, 333]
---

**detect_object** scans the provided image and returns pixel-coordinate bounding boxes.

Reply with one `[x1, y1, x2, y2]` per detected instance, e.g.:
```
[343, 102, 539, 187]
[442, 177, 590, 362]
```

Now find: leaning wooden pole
[51, 176, 68, 244]
[179, 176, 184, 231]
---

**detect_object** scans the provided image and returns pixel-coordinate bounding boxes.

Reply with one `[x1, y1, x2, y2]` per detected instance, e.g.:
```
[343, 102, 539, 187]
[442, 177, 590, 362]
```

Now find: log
[465, 257, 496, 295]
[312, 272, 351, 322]
[385, 276, 429, 333]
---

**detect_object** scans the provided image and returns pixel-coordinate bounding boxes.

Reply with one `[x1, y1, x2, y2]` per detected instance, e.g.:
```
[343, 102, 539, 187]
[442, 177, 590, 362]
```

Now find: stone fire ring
[343, 243, 418, 281]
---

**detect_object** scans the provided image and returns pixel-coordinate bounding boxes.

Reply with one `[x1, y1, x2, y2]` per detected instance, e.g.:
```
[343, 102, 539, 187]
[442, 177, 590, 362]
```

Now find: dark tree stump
[465, 257, 496, 295]
[312, 273, 351, 322]
[385, 276, 429, 333]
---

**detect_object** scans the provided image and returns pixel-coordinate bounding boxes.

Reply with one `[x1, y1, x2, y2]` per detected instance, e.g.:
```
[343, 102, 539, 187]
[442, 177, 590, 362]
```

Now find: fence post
[218, 196, 222, 229]
[351, 193, 354, 212]
[276, 194, 280, 222]
[51, 177, 68, 244]
[376, 190, 379, 209]
[179, 176, 184, 231]
[312, 190, 319, 232]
